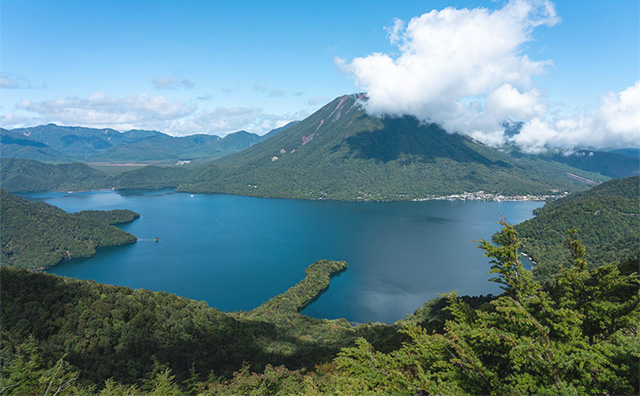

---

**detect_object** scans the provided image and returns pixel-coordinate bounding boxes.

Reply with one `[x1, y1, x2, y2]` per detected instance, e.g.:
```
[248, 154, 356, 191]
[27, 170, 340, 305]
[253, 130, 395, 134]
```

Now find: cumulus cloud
[152, 75, 195, 90]
[511, 82, 640, 152]
[169, 108, 308, 136]
[14, 93, 196, 131]
[338, 0, 638, 151]
[5, 92, 305, 137]
[337, 0, 558, 140]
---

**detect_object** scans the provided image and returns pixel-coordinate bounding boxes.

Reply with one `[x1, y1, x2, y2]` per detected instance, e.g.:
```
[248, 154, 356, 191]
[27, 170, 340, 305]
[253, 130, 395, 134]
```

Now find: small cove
[24, 189, 544, 323]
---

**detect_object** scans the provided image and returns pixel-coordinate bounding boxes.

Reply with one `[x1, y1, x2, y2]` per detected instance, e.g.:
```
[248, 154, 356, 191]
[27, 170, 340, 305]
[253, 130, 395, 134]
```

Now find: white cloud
[169, 108, 308, 136]
[511, 81, 640, 152]
[337, 0, 560, 146]
[5, 92, 306, 137]
[338, 0, 638, 151]
[384, 18, 405, 45]
[12, 93, 196, 131]
[152, 75, 195, 90]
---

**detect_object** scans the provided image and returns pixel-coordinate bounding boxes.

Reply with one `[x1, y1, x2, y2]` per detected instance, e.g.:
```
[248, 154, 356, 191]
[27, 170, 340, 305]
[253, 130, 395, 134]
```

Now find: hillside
[514, 176, 640, 282]
[8, 124, 163, 157]
[0, 158, 111, 192]
[1, 96, 632, 199]
[610, 148, 640, 159]
[180, 95, 610, 200]
[0, 129, 72, 162]
[2, 124, 291, 164]
[0, 260, 397, 393]
[538, 150, 639, 179]
[1, 223, 637, 395]
[0, 189, 138, 269]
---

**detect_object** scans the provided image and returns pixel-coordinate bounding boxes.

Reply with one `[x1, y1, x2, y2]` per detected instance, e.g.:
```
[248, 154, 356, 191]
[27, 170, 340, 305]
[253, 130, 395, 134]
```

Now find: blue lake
[24, 190, 543, 323]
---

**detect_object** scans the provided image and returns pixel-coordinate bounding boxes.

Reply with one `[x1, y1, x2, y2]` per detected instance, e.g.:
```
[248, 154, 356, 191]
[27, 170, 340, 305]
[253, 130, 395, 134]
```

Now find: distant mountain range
[609, 148, 640, 159]
[1, 95, 638, 199]
[0, 122, 296, 164]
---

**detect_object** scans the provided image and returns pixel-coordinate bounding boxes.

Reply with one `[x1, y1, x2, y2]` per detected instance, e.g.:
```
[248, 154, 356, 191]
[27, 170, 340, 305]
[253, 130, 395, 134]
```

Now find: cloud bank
[512, 82, 640, 152]
[4, 92, 303, 137]
[337, 0, 639, 151]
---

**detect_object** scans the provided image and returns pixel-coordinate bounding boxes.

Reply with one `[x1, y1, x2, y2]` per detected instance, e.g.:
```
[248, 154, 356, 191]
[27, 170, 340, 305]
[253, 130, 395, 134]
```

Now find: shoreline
[18, 187, 569, 203]
[412, 191, 570, 202]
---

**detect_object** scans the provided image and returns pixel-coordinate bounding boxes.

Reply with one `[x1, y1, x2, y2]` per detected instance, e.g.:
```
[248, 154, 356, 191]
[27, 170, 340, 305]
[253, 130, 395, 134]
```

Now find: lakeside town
[413, 190, 571, 202]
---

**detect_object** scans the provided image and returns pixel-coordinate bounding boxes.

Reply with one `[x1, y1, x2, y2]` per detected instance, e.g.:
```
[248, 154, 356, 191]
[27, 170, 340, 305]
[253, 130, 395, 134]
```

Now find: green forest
[1, 222, 638, 395]
[1, 177, 638, 394]
[0, 190, 138, 269]
[514, 176, 639, 283]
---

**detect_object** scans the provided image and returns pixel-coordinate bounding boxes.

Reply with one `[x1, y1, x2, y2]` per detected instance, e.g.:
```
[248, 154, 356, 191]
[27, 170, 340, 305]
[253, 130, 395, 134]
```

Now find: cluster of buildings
[414, 190, 570, 202]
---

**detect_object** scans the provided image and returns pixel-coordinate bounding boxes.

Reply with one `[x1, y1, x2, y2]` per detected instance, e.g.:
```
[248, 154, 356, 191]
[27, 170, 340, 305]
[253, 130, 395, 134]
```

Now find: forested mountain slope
[0, 158, 111, 192]
[0, 260, 399, 394]
[182, 94, 609, 200]
[0, 189, 138, 269]
[2, 123, 295, 164]
[514, 176, 639, 282]
[0, 129, 72, 162]
[3, 96, 636, 200]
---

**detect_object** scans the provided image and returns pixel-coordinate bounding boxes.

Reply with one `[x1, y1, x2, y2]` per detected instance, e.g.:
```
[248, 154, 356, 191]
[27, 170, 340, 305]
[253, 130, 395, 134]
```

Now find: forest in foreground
[0, 177, 638, 395]
[1, 222, 638, 395]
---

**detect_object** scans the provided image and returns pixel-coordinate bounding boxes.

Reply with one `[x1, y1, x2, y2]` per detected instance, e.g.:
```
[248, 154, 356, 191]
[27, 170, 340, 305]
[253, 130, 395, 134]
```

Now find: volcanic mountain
[179, 94, 608, 200]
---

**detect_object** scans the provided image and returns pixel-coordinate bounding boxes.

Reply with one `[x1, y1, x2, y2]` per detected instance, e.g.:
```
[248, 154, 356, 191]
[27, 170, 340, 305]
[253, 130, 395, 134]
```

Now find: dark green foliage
[0, 189, 138, 269]
[111, 165, 194, 189]
[203, 364, 309, 395]
[0, 261, 400, 394]
[74, 209, 140, 225]
[0, 158, 110, 192]
[2, 220, 638, 394]
[406, 294, 496, 333]
[312, 222, 640, 395]
[251, 260, 346, 315]
[514, 176, 640, 282]
[0, 267, 273, 388]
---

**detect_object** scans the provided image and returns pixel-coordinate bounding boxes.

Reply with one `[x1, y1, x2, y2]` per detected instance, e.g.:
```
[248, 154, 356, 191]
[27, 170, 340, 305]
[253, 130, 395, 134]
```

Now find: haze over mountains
[1, 94, 638, 199]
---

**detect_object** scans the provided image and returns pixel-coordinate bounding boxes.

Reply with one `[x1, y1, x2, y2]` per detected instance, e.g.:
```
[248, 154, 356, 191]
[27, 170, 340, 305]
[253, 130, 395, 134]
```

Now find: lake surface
[24, 190, 543, 323]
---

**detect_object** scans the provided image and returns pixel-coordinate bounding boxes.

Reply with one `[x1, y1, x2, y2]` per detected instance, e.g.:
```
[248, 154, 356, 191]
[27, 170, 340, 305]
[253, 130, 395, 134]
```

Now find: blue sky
[1, 0, 638, 148]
